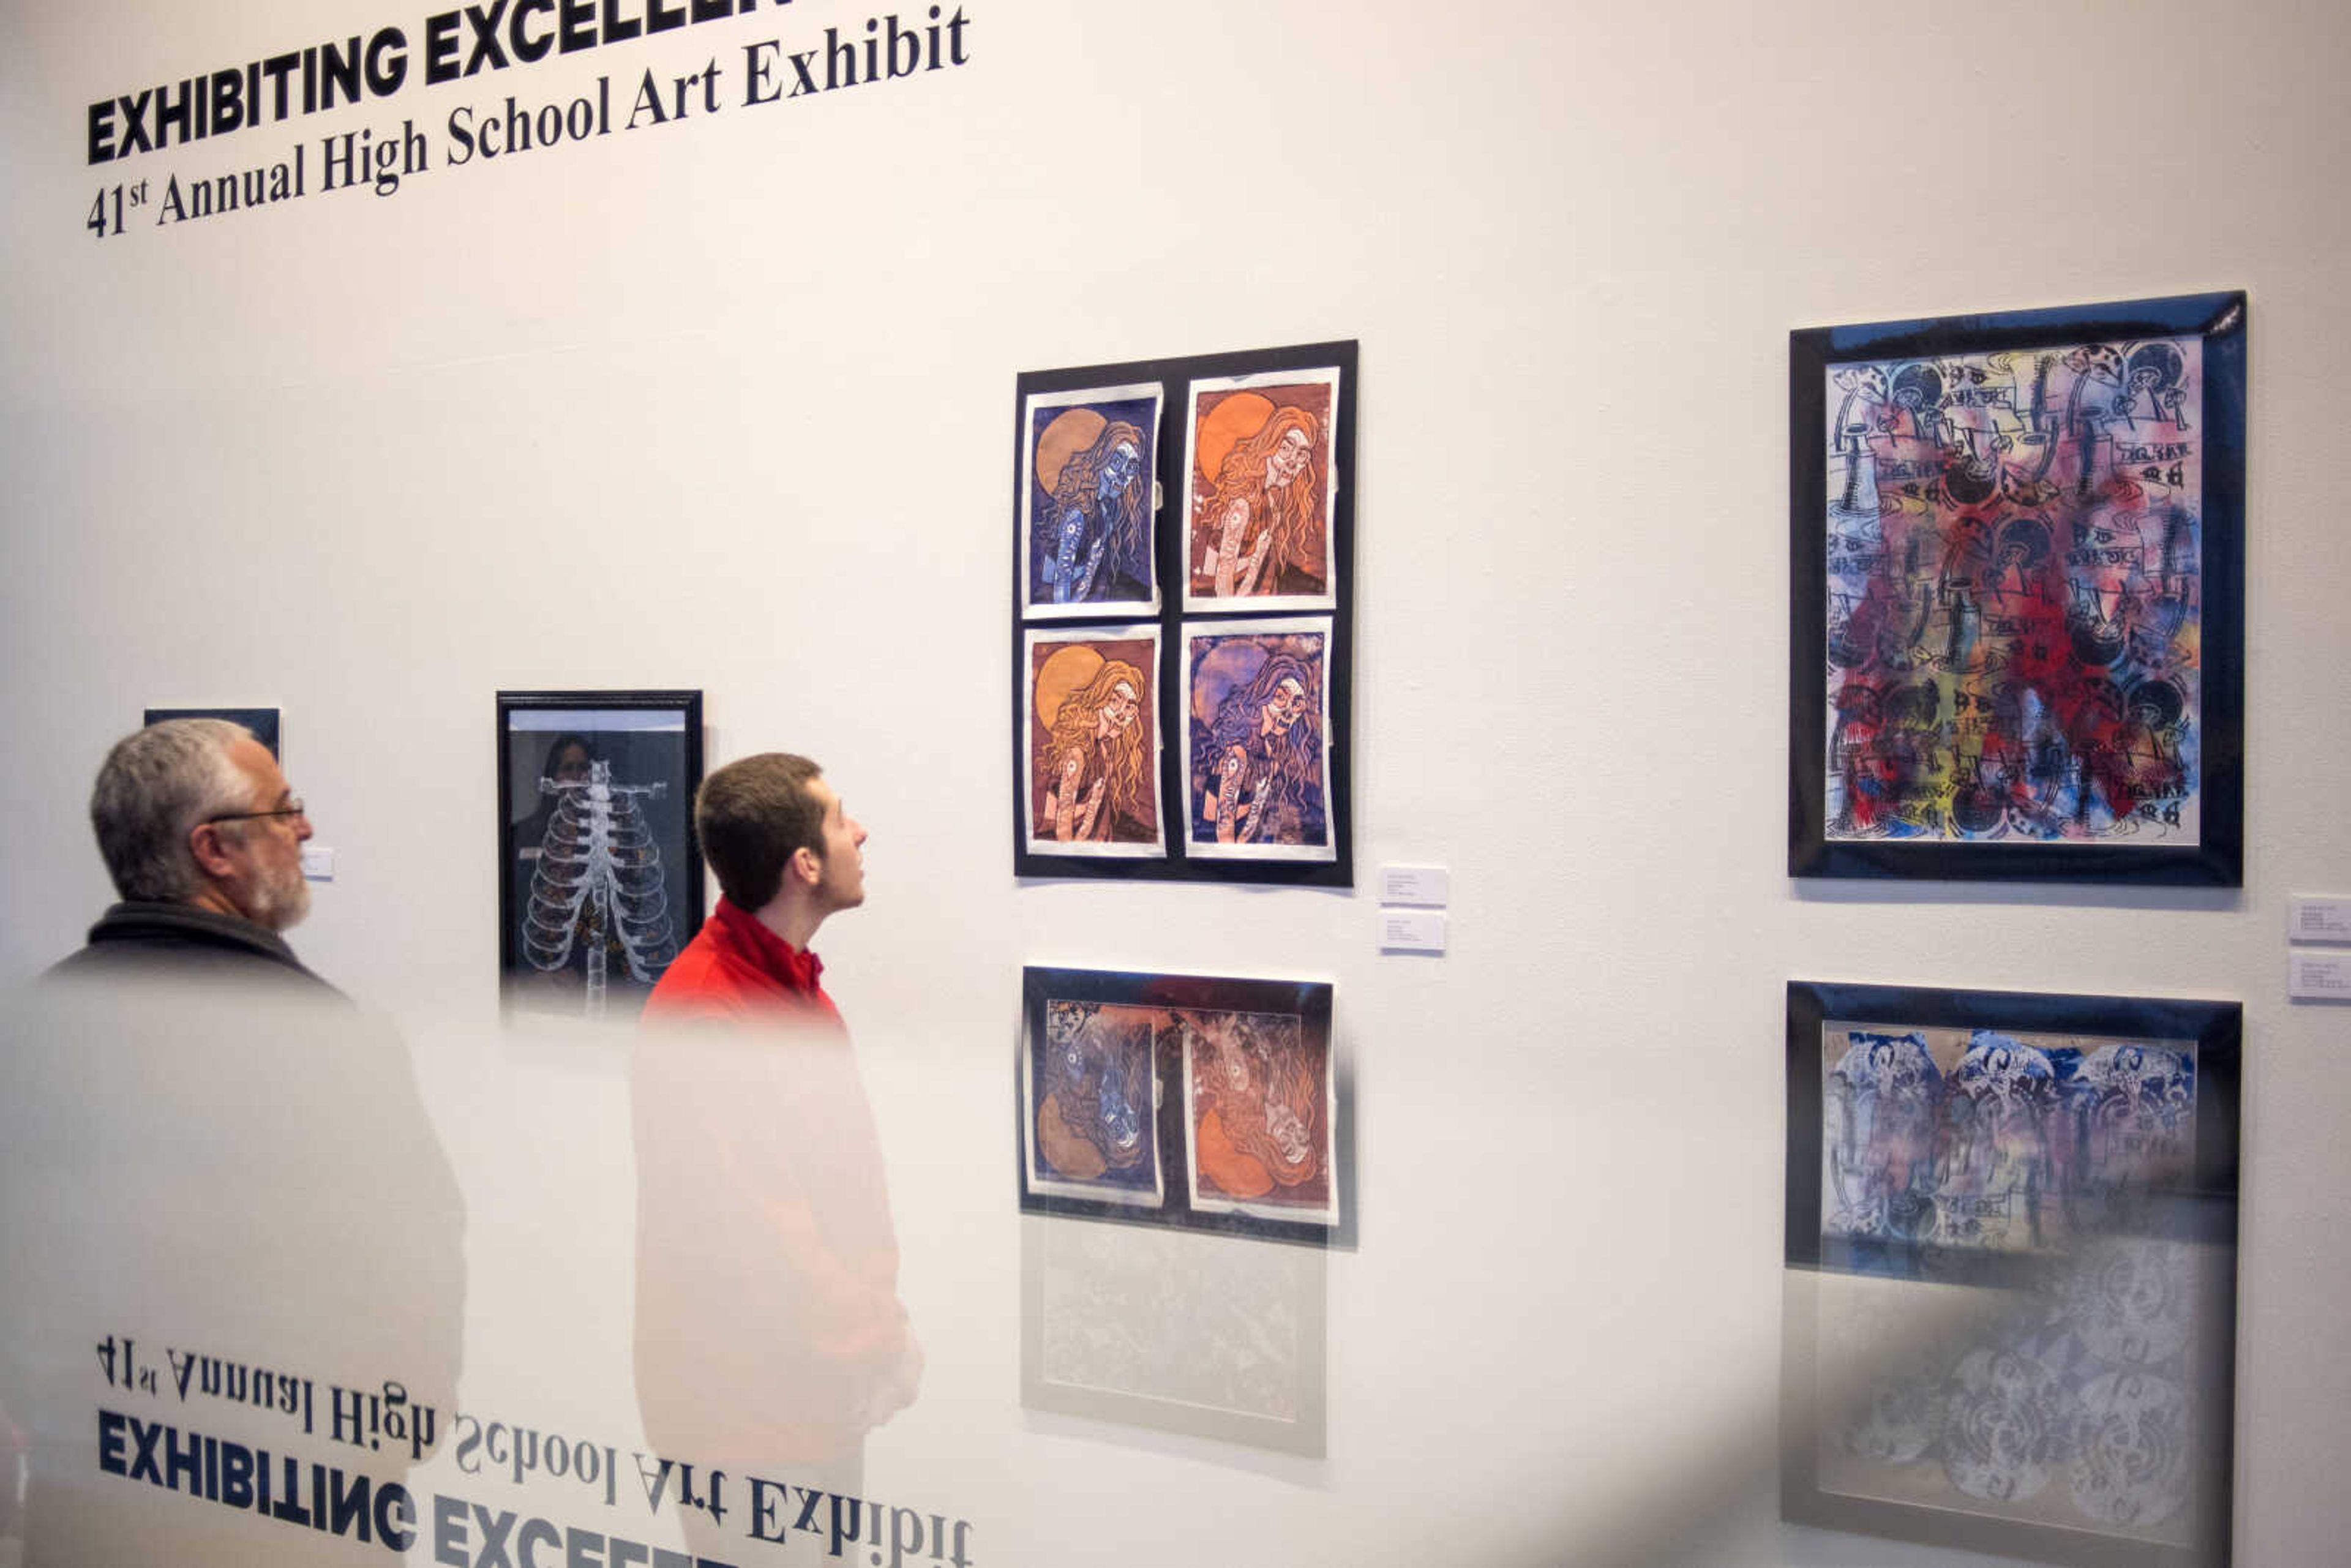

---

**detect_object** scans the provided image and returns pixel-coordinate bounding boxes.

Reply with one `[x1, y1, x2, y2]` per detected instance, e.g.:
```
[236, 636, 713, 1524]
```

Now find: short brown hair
[694, 753, 825, 910]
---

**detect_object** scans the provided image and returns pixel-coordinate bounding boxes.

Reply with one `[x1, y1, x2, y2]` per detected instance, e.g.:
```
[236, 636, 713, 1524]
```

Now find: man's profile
[49, 717, 329, 989]
[643, 751, 867, 1019]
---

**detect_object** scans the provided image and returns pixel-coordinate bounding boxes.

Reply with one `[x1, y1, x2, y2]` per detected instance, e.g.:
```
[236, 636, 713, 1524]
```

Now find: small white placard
[2290, 896, 2351, 943]
[1380, 909, 1446, 954]
[1379, 864, 1450, 907]
[2289, 950, 2351, 1001]
[301, 846, 335, 882]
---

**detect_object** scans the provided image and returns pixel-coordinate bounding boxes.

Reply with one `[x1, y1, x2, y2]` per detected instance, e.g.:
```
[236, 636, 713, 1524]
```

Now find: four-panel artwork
[1012, 342, 1354, 885]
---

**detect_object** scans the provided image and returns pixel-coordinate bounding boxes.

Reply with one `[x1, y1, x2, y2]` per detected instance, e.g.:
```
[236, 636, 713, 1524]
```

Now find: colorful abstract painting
[1183, 620, 1332, 861]
[1783, 983, 2239, 1566]
[1181, 1006, 1335, 1225]
[1790, 293, 2244, 885]
[1022, 998, 1166, 1207]
[1823, 337, 2205, 845]
[1021, 382, 1161, 618]
[1024, 626, 1163, 858]
[1182, 368, 1339, 611]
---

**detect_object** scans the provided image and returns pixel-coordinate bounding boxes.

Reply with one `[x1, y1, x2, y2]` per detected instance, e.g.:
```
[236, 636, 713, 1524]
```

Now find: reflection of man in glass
[632, 754, 918, 1558]
[512, 733, 594, 861]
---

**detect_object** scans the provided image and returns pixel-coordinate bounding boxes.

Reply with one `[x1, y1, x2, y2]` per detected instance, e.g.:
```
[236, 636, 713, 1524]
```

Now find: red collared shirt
[642, 897, 842, 1024]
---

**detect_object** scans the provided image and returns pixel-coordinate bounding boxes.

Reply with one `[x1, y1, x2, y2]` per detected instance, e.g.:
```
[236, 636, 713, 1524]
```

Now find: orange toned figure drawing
[1191, 1016, 1324, 1201]
[1200, 402, 1324, 598]
[1042, 658, 1149, 842]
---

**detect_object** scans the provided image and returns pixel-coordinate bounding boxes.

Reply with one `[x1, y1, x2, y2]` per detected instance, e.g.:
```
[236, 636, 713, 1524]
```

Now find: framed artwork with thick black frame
[144, 706, 282, 759]
[1011, 340, 1356, 886]
[1782, 980, 2239, 1567]
[496, 689, 703, 1019]
[1016, 965, 1346, 1247]
[1790, 292, 2245, 884]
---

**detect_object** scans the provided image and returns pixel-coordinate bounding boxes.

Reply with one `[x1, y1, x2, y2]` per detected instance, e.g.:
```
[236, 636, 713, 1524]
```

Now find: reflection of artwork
[1823, 337, 2205, 844]
[1821, 1026, 2195, 1263]
[1813, 1245, 2217, 1546]
[1783, 982, 2238, 1566]
[1021, 383, 1161, 615]
[1023, 1000, 1165, 1206]
[1183, 369, 1338, 609]
[1023, 1217, 1329, 1456]
[498, 693, 703, 1020]
[1019, 967, 1339, 1240]
[1184, 621, 1331, 859]
[1024, 627, 1162, 857]
[1182, 1007, 1333, 1222]
[1791, 294, 2244, 885]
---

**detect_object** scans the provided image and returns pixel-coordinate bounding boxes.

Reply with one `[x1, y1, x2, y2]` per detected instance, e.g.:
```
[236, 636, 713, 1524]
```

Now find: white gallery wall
[3, 1, 2347, 1562]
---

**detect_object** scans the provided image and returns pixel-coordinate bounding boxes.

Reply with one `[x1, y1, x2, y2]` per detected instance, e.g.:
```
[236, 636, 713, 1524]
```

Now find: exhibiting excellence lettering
[87, 0, 804, 166]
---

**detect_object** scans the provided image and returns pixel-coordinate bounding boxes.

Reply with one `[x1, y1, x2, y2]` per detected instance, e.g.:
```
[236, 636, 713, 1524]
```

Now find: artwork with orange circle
[1024, 626, 1162, 854]
[1021, 382, 1161, 615]
[1184, 371, 1337, 605]
[1182, 1007, 1333, 1220]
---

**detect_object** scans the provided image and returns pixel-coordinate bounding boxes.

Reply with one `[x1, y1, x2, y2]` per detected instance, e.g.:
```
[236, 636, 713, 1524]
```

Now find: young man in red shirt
[644, 752, 868, 1021]
[632, 754, 919, 1561]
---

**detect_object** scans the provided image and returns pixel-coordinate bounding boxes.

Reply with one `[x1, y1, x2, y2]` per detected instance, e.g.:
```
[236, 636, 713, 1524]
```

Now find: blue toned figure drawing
[1028, 1000, 1164, 1203]
[1185, 625, 1329, 855]
[1024, 387, 1160, 613]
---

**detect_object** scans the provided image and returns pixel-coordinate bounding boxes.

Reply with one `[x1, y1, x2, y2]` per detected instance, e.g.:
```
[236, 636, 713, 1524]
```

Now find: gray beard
[243, 862, 312, 931]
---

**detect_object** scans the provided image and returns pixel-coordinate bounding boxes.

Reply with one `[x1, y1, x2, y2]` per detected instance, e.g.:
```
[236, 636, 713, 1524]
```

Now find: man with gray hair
[49, 718, 331, 989]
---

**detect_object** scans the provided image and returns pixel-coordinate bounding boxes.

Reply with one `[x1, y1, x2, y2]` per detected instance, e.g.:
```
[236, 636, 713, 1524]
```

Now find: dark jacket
[46, 901, 338, 994]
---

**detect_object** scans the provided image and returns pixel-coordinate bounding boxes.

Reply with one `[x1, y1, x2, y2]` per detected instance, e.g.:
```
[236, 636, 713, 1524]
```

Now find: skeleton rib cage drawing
[522, 759, 677, 1013]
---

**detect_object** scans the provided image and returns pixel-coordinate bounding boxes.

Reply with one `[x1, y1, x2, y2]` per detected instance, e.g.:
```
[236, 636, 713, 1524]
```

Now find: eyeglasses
[204, 797, 306, 827]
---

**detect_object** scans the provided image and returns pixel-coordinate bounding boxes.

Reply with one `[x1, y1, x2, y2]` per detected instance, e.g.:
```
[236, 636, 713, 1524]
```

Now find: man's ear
[188, 823, 238, 880]
[789, 844, 821, 887]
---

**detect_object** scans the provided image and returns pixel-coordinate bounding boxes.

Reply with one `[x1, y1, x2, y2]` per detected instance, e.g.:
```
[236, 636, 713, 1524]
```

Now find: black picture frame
[144, 706, 281, 759]
[495, 690, 705, 1019]
[1789, 292, 2246, 884]
[1783, 980, 2239, 1567]
[1016, 966, 1347, 1248]
[1011, 340, 1357, 887]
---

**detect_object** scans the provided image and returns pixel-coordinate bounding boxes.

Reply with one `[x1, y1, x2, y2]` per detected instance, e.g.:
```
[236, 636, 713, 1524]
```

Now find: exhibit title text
[89, 0, 811, 166]
[81, 3, 974, 238]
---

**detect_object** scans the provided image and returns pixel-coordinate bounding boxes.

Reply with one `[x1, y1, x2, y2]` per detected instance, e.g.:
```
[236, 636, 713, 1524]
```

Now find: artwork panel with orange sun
[1021, 381, 1163, 618]
[1024, 625, 1164, 858]
[1182, 367, 1340, 612]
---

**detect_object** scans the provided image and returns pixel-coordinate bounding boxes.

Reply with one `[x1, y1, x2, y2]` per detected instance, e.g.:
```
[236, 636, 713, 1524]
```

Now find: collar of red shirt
[710, 896, 825, 993]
